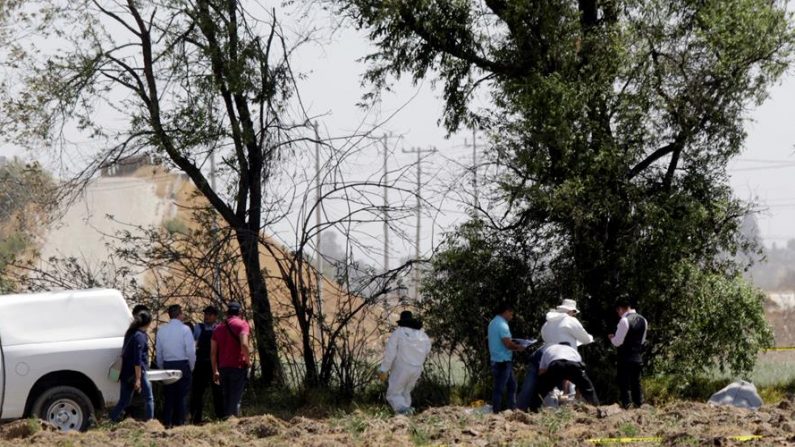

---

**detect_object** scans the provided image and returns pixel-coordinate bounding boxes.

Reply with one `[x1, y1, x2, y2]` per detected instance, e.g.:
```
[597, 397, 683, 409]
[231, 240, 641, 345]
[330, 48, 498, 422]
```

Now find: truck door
[0, 340, 4, 418]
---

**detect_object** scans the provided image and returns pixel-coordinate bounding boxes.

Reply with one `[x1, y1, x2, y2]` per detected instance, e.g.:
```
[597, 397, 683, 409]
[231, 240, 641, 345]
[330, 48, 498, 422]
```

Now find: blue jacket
[121, 330, 149, 381]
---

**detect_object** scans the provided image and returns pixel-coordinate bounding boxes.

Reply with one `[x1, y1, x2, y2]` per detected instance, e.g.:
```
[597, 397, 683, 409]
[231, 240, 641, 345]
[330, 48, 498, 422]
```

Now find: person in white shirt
[155, 304, 196, 427]
[529, 342, 599, 411]
[540, 299, 593, 349]
[379, 311, 432, 414]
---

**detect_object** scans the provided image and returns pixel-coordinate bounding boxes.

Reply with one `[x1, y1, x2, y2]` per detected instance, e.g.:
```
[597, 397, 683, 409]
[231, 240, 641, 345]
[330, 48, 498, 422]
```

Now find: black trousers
[530, 360, 599, 411]
[617, 360, 643, 408]
[190, 360, 224, 423]
[162, 360, 192, 427]
[220, 367, 248, 418]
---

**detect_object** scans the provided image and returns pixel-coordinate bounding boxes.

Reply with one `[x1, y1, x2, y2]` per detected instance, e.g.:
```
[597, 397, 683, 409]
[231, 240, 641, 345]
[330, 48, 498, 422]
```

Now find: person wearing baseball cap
[211, 302, 251, 418]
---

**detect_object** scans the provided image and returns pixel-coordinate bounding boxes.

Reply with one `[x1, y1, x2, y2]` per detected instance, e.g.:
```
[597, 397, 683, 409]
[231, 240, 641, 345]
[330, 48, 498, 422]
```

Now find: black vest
[617, 312, 647, 363]
[196, 323, 215, 362]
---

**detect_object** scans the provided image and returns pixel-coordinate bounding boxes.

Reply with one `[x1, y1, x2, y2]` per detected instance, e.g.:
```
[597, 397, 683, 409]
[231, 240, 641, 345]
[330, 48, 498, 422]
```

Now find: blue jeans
[220, 367, 248, 418]
[491, 361, 516, 412]
[109, 372, 154, 422]
[162, 360, 192, 427]
[517, 347, 546, 411]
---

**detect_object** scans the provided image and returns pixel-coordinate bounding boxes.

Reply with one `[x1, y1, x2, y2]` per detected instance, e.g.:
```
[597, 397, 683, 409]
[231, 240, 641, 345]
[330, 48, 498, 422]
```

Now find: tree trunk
[294, 299, 319, 387]
[236, 228, 281, 386]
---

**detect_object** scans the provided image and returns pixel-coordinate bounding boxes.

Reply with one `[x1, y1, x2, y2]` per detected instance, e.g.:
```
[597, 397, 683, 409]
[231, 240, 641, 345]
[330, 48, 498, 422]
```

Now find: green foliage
[0, 0, 311, 387]
[651, 263, 773, 377]
[340, 0, 794, 393]
[539, 408, 573, 440]
[419, 218, 558, 382]
[618, 422, 639, 438]
[410, 366, 452, 409]
[408, 423, 430, 446]
[642, 375, 731, 405]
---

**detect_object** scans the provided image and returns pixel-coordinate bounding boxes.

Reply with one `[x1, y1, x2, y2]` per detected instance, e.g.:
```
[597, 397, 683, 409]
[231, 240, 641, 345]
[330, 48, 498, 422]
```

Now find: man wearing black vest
[609, 299, 648, 409]
[190, 305, 224, 424]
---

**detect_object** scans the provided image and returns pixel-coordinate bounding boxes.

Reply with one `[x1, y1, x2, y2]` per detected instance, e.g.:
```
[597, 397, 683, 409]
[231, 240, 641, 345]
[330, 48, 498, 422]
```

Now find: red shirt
[212, 316, 251, 369]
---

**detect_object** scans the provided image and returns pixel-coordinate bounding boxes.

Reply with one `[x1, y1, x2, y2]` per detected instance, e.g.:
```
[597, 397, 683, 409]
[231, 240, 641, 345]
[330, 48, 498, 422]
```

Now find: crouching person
[379, 311, 432, 415]
[529, 342, 599, 412]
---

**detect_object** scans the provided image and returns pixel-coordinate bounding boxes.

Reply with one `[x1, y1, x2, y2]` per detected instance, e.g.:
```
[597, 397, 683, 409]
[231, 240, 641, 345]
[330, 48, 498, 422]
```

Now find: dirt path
[2, 399, 794, 446]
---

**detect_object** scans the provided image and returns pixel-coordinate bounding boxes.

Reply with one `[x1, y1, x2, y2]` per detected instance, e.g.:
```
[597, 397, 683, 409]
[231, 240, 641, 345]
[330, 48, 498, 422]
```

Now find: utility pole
[382, 134, 390, 274]
[313, 122, 324, 345]
[402, 146, 437, 300]
[472, 127, 478, 208]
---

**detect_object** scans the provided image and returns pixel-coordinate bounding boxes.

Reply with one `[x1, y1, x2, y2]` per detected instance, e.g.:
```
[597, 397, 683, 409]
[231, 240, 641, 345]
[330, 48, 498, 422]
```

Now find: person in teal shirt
[488, 303, 527, 412]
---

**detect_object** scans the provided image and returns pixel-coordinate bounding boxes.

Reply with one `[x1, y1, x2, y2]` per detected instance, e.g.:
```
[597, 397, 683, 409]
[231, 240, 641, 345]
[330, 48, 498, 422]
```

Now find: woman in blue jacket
[109, 311, 154, 421]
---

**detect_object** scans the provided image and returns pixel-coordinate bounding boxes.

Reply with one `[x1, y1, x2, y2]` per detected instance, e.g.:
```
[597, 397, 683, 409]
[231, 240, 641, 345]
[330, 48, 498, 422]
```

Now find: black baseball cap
[227, 302, 242, 314]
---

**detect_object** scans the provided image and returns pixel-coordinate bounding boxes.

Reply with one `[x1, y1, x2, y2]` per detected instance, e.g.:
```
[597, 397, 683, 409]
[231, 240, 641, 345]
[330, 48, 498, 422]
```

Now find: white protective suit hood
[541, 310, 594, 348]
[380, 326, 432, 371]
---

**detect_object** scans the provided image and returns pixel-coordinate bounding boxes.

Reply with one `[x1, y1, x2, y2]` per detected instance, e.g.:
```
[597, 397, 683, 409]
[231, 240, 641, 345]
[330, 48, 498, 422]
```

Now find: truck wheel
[31, 386, 94, 432]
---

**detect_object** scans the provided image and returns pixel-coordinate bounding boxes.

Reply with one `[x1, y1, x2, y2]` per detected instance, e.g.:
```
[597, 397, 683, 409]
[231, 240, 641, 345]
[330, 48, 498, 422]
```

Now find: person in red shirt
[210, 302, 251, 418]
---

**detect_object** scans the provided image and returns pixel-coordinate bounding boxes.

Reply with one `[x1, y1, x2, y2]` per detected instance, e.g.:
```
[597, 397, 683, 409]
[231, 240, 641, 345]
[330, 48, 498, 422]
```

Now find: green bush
[162, 218, 189, 235]
[419, 218, 560, 383]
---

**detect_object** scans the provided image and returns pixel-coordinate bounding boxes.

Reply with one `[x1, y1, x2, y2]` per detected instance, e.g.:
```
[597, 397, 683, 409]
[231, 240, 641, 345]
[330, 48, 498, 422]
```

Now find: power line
[730, 163, 795, 172]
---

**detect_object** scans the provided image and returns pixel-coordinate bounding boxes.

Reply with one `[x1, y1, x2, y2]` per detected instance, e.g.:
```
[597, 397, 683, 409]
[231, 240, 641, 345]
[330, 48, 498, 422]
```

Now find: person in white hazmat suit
[378, 311, 432, 414]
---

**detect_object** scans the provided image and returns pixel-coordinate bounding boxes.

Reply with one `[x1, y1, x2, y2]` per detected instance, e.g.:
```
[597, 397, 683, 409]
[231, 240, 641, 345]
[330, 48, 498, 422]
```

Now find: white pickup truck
[0, 288, 178, 431]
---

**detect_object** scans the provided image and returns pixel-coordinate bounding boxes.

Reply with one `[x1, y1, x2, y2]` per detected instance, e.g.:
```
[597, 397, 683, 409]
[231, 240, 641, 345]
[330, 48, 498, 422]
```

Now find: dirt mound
[0, 420, 56, 441]
[2, 398, 795, 446]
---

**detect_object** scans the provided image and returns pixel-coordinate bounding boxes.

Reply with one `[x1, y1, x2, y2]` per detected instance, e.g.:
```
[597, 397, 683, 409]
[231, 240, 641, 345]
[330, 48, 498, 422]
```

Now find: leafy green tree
[337, 0, 793, 381]
[0, 1, 310, 386]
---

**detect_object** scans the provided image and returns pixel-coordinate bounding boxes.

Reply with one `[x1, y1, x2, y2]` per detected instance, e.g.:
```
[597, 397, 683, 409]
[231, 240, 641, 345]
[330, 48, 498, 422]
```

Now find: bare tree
[0, 0, 325, 386]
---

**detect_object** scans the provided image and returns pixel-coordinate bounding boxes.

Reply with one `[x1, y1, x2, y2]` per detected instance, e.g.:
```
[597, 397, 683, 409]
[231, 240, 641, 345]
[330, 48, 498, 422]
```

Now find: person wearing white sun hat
[540, 298, 594, 349]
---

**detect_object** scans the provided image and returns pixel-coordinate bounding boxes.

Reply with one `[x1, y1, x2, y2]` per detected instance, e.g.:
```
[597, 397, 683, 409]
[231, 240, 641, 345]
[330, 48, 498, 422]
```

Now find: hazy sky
[730, 75, 795, 247]
[3, 5, 795, 256]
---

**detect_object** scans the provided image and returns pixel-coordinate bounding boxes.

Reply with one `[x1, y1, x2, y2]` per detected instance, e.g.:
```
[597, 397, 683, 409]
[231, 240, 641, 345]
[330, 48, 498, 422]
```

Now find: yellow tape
[764, 347, 795, 351]
[586, 435, 763, 444]
[728, 435, 764, 441]
[586, 437, 660, 444]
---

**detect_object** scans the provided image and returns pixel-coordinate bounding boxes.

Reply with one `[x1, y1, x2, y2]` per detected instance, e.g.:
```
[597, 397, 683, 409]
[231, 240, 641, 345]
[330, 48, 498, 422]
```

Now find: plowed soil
[2, 398, 795, 446]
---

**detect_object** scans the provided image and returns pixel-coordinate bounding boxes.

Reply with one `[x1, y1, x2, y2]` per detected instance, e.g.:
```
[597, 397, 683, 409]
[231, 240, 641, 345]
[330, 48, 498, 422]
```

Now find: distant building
[99, 153, 162, 177]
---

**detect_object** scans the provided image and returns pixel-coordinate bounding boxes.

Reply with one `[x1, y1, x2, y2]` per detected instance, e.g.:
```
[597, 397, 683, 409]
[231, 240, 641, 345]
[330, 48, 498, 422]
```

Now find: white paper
[512, 338, 537, 348]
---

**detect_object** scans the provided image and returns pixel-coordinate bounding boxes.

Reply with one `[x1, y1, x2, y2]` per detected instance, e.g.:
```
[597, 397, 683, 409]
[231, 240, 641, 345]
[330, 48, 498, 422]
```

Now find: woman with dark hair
[109, 311, 154, 422]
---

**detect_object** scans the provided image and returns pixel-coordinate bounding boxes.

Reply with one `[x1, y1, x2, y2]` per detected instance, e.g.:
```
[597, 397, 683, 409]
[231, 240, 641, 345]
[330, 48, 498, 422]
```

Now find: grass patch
[409, 423, 430, 446]
[618, 422, 639, 437]
[539, 408, 573, 440]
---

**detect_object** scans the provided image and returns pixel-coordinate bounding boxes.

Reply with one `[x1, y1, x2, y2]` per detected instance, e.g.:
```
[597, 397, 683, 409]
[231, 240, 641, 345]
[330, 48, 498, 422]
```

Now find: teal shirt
[488, 315, 513, 362]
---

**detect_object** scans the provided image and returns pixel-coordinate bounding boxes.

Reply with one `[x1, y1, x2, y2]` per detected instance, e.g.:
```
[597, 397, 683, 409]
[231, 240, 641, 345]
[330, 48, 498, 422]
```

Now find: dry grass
[3, 398, 795, 447]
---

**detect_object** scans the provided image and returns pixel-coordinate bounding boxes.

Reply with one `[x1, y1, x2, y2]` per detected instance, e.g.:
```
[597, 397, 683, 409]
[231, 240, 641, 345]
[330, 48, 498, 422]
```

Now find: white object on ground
[708, 380, 763, 410]
[464, 404, 493, 415]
